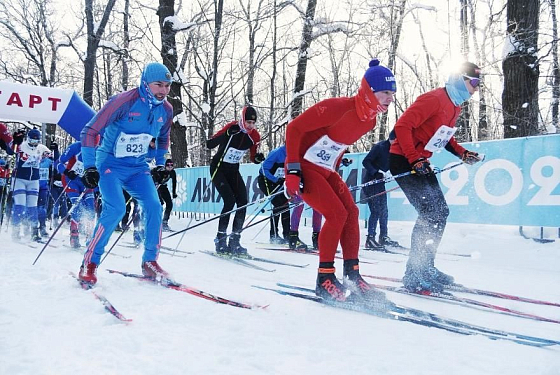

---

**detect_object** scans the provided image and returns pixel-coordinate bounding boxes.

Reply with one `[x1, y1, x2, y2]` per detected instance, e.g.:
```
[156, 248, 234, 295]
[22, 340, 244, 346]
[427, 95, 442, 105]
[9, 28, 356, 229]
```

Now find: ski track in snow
[1, 219, 560, 375]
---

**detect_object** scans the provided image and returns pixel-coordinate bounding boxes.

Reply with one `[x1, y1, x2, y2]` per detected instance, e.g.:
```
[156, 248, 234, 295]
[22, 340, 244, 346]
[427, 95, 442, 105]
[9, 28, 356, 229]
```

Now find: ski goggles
[165, 162, 174, 168]
[463, 75, 481, 88]
[27, 137, 40, 146]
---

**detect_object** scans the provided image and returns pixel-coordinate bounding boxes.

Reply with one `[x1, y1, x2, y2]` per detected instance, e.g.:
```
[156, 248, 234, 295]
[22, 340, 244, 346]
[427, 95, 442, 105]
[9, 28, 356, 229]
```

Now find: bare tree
[290, 0, 317, 119]
[550, 0, 560, 132]
[0, 0, 71, 144]
[83, 0, 117, 106]
[502, 0, 540, 138]
[157, 0, 189, 167]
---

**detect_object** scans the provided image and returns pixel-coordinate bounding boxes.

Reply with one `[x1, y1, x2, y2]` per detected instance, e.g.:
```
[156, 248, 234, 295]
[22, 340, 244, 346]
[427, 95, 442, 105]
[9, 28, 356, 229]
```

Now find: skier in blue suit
[78, 62, 174, 285]
[56, 141, 96, 248]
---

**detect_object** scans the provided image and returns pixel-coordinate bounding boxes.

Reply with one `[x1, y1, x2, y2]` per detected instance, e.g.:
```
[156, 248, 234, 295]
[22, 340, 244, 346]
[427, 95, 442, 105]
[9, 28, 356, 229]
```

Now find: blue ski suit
[80, 80, 172, 266]
[56, 141, 96, 229]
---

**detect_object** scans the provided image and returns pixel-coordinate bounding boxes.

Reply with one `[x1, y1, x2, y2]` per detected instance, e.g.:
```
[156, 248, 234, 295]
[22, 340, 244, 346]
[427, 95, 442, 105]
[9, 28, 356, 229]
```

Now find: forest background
[0, 0, 557, 168]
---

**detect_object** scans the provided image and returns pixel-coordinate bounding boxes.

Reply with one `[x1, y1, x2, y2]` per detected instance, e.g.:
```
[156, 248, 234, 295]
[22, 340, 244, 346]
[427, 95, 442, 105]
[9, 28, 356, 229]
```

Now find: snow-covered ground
[2, 216, 560, 375]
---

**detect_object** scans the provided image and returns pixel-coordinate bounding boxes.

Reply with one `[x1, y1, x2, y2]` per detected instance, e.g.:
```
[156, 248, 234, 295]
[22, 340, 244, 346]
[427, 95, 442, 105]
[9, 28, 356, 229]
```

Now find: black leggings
[158, 185, 173, 222]
[257, 174, 290, 237]
[389, 154, 449, 264]
[211, 166, 248, 233]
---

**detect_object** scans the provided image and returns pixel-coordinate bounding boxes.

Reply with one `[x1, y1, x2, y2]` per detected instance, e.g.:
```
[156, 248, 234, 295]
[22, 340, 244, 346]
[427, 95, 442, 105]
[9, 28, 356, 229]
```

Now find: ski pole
[99, 196, 139, 265]
[352, 161, 465, 192]
[167, 135, 234, 254]
[162, 190, 285, 240]
[32, 190, 87, 265]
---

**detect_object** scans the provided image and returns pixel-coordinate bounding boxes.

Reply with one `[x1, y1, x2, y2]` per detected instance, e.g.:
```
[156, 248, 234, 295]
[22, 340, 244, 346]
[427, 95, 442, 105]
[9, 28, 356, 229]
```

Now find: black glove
[64, 169, 78, 180]
[373, 172, 384, 180]
[411, 158, 432, 175]
[82, 167, 100, 188]
[173, 193, 178, 199]
[341, 158, 353, 167]
[276, 177, 285, 187]
[227, 124, 241, 136]
[462, 150, 481, 165]
[254, 152, 265, 164]
[49, 142, 59, 152]
[12, 130, 25, 145]
[152, 166, 170, 184]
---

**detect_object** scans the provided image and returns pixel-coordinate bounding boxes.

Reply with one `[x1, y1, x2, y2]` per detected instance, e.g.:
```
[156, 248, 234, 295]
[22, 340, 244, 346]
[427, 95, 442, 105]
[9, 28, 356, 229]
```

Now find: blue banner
[170, 134, 560, 227]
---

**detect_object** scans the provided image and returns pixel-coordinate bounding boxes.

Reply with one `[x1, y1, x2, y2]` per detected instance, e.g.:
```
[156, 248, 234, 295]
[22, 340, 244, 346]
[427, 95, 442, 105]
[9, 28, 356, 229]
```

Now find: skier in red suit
[284, 59, 396, 304]
[389, 62, 483, 294]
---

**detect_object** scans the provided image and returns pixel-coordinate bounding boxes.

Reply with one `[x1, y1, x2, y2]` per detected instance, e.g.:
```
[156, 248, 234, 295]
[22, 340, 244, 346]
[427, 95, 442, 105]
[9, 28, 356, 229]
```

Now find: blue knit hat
[364, 59, 396, 92]
[142, 62, 172, 84]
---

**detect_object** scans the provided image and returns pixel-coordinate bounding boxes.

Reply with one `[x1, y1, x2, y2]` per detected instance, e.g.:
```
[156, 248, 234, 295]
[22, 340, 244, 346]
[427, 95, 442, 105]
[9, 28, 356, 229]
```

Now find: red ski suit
[390, 88, 466, 162]
[286, 78, 382, 262]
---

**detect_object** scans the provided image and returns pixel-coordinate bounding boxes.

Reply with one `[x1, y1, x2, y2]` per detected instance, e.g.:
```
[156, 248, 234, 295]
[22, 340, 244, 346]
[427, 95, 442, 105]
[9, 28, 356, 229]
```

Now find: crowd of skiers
[0, 59, 484, 306]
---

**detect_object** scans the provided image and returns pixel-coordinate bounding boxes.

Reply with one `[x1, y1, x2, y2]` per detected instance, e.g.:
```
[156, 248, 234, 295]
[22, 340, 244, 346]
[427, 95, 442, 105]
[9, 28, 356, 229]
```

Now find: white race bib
[303, 135, 349, 171]
[114, 132, 152, 158]
[54, 181, 63, 188]
[424, 125, 457, 153]
[223, 147, 247, 164]
[71, 160, 85, 176]
[39, 168, 49, 181]
[274, 168, 285, 179]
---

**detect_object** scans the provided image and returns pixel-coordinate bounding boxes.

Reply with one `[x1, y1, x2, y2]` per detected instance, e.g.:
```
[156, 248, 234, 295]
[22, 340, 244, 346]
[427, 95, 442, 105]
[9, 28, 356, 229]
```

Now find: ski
[367, 282, 560, 324]
[118, 243, 191, 258]
[25, 240, 60, 249]
[107, 269, 265, 310]
[159, 245, 195, 254]
[200, 250, 276, 272]
[159, 249, 188, 258]
[363, 274, 560, 308]
[360, 246, 405, 255]
[70, 272, 132, 322]
[265, 283, 558, 347]
[257, 247, 379, 265]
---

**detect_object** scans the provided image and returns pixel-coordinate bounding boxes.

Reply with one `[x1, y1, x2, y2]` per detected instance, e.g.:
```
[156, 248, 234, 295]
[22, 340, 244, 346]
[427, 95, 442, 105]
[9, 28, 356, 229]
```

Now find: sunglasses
[165, 164, 174, 167]
[463, 75, 481, 88]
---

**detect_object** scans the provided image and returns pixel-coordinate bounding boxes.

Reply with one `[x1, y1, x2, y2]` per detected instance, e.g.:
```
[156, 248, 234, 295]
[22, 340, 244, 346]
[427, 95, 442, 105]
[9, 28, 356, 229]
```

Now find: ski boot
[228, 233, 248, 256]
[402, 264, 446, 294]
[78, 262, 98, 286]
[364, 235, 385, 251]
[133, 229, 145, 247]
[70, 230, 81, 249]
[311, 231, 320, 250]
[11, 225, 21, 242]
[343, 259, 391, 310]
[379, 235, 400, 248]
[429, 266, 455, 286]
[142, 260, 171, 284]
[162, 220, 173, 232]
[270, 234, 288, 245]
[315, 263, 347, 302]
[39, 224, 49, 237]
[31, 227, 41, 242]
[289, 230, 308, 251]
[214, 231, 229, 254]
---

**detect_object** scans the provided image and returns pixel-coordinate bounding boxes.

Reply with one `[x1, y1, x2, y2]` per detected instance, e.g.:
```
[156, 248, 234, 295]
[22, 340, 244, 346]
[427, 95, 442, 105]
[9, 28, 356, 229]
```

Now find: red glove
[462, 150, 482, 165]
[284, 163, 303, 199]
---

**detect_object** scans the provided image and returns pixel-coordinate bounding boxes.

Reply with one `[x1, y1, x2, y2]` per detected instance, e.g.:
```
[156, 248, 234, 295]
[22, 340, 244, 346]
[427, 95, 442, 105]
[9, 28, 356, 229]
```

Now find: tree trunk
[157, 0, 189, 167]
[551, 0, 560, 132]
[379, 0, 406, 139]
[122, 0, 130, 91]
[267, 0, 278, 150]
[502, 0, 540, 138]
[291, 0, 317, 119]
[455, 0, 471, 142]
[83, 0, 117, 106]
